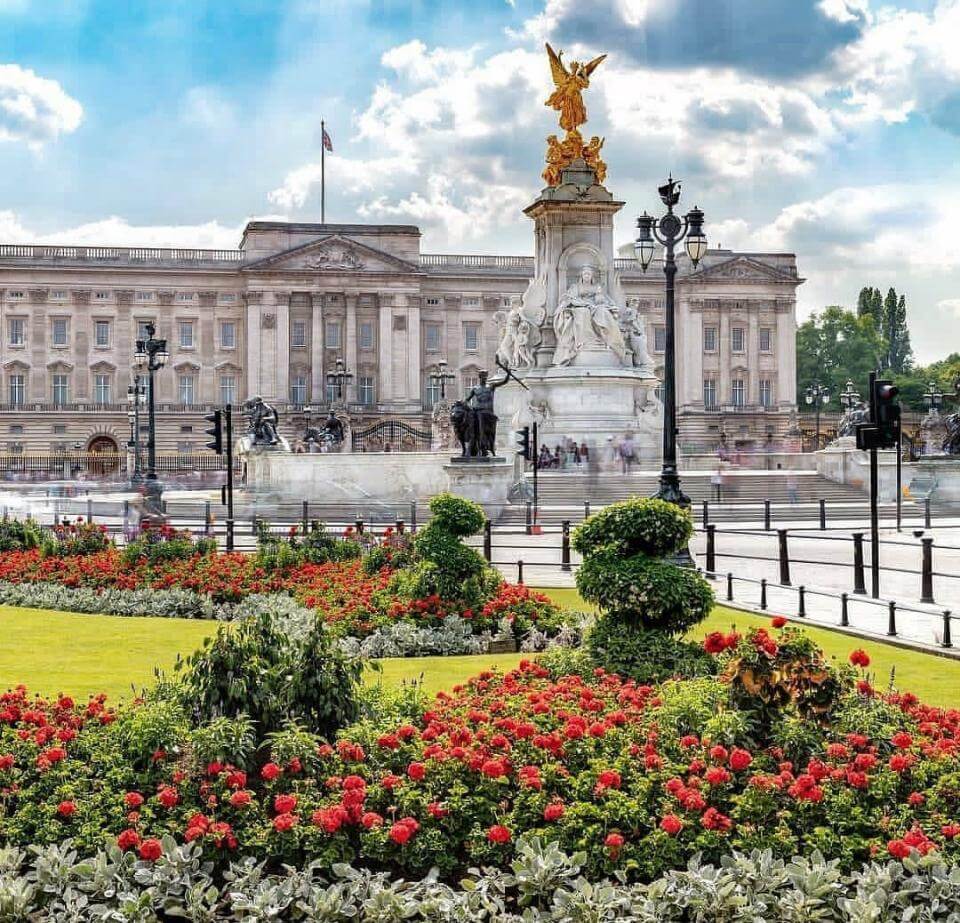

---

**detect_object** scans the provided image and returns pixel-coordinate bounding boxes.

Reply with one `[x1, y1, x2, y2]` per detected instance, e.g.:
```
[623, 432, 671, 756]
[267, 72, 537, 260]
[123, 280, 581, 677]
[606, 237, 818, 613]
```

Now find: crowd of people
[531, 433, 645, 473]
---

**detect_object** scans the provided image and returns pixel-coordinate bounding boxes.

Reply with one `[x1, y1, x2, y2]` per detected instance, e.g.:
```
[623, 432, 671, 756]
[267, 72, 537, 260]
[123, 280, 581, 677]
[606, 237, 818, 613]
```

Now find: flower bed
[2, 624, 960, 885]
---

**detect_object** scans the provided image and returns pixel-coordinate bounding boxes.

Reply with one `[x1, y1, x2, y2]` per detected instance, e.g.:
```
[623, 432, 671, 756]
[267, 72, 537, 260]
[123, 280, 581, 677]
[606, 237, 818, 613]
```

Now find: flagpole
[321, 118, 326, 224]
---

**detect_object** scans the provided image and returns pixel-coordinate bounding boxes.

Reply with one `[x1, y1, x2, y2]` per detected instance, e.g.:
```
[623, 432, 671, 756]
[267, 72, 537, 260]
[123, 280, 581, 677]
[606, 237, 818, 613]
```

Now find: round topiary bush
[427, 493, 486, 538]
[572, 497, 692, 559]
[574, 497, 714, 662]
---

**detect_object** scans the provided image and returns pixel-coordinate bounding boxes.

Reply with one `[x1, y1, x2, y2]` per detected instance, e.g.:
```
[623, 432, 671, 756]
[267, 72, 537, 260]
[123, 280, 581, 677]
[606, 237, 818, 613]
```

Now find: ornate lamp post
[804, 381, 831, 450]
[635, 176, 708, 507]
[839, 379, 860, 413]
[133, 323, 168, 514]
[126, 378, 145, 483]
[428, 360, 456, 403]
[923, 380, 945, 414]
[326, 357, 353, 405]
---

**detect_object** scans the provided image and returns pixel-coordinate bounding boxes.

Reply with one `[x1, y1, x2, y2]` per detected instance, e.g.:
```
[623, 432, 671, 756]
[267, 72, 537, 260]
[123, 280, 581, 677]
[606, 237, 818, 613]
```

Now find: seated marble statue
[553, 265, 627, 366]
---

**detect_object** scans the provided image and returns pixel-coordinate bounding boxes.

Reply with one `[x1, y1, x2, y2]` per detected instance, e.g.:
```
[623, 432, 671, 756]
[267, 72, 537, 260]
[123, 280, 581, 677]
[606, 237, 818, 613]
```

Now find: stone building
[0, 220, 800, 457]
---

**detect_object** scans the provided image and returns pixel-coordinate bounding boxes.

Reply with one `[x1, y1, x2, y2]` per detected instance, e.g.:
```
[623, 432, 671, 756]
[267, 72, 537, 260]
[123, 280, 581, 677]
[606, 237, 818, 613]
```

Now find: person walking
[786, 472, 799, 505]
[619, 432, 636, 474]
[711, 465, 724, 503]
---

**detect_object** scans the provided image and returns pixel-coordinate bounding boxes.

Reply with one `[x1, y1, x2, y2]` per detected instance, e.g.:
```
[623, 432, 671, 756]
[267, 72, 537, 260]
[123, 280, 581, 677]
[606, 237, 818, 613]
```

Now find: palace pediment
[685, 256, 800, 284]
[242, 234, 420, 275]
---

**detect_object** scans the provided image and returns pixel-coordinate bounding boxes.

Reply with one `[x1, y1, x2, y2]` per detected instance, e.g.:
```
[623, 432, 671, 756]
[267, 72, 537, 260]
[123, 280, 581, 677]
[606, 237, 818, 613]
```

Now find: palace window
[358, 375, 375, 406]
[8, 375, 24, 406]
[359, 321, 374, 350]
[703, 325, 717, 352]
[219, 375, 236, 406]
[424, 323, 441, 352]
[425, 297, 441, 306]
[178, 375, 195, 405]
[220, 321, 236, 349]
[53, 424, 66, 435]
[326, 321, 341, 349]
[654, 326, 666, 352]
[759, 326, 772, 352]
[52, 374, 69, 406]
[8, 443, 22, 454]
[463, 322, 480, 352]
[51, 318, 69, 347]
[8, 318, 24, 346]
[136, 291, 154, 302]
[424, 378, 441, 408]
[655, 382, 665, 403]
[290, 375, 308, 405]
[94, 320, 111, 347]
[51, 290, 66, 301]
[94, 291, 109, 300]
[136, 320, 154, 340]
[703, 378, 717, 409]
[731, 327, 745, 352]
[463, 296, 480, 307]
[731, 379, 745, 407]
[9, 291, 23, 300]
[291, 320, 307, 348]
[220, 293, 236, 303]
[759, 379, 773, 407]
[462, 371, 480, 392]
[177, 292, 194, 302]
[179, 321, 194, 348]
[325, 381, 339, 403]
[94, 374, 112, 405]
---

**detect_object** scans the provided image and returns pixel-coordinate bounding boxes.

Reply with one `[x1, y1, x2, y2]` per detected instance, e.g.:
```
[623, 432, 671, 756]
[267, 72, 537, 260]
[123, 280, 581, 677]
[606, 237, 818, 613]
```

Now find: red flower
[701, 807, 733, 832]
[487, 824, 511, 844]
[605, 832, 625, 856]
[703, 632, 728, 654]
[261, 762, 281, 781]
[117, 828, 141, 851]
[273, 812, 298, 832]
[138, 838, 163, 861]
[157, 786, 179, 809]
[942, 823, 960, 839]
[771, 616, 787, 628]
[229, 790, 252, 808]
[57, 800, 77, 818]
[891, 731, 914, 749]
[274, 793, 297, 814]
[361, 811, 383, 829]
[543, 801, 565, 821]
[729, 748, 753, 772]
[407, 761, 427, 781]
[887, 839, 911, 859]
[389, 817, 419, 845]
[849, 649, 871, 667]
[660, 814, 683, 836]
[124, 792, 144, 809]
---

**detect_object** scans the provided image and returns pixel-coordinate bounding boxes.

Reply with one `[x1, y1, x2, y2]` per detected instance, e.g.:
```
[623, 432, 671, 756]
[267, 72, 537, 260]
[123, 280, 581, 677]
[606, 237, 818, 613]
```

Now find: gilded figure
[582, 135, 607, 184]
[545, 43, 606, 133]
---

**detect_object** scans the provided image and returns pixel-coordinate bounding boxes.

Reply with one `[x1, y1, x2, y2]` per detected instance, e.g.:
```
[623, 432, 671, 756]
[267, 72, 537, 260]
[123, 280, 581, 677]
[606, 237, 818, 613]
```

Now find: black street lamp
[126, 377, 146, 484]
[805, 381, 831, 450]
[428, 360, 456, 403]
[635, 176, 707, 507]
[923, 380, 945, 413]
[326, 357, 353, 404]
[839, 379, 860, 413]
[133, 323, 168, 514]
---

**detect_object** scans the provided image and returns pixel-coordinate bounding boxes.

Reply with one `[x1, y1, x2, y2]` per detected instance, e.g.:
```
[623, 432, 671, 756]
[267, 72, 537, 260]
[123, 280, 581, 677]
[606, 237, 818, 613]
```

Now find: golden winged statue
[544, 42, 606, 132]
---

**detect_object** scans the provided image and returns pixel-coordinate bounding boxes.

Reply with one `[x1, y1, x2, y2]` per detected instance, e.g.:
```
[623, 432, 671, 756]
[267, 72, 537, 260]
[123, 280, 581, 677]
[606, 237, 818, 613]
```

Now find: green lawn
[1, 590, 959, 708]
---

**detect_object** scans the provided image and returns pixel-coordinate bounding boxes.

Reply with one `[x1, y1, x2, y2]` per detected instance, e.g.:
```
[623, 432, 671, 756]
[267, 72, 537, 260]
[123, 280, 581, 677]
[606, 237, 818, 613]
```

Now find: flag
[322, 126, 333, 152]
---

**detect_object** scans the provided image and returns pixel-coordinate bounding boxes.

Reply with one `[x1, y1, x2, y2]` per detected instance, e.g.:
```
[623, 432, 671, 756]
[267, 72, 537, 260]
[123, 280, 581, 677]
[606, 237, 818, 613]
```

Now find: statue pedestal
[495, 366, 662, 465]
[909, 455, 960, 503]
[443, 457, 514, 514]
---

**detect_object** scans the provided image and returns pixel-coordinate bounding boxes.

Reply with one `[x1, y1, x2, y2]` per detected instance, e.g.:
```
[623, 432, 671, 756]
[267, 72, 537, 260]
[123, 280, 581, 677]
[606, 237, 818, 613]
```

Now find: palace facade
[0, 220, 800, 456]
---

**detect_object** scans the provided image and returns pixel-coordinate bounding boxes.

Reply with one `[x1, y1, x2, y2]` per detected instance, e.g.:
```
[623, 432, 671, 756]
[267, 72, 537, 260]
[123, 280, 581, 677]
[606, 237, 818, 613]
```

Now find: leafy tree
[882, 288, 913, 374]
[796, 306, 883, 408]
[856, 286, 882, 327]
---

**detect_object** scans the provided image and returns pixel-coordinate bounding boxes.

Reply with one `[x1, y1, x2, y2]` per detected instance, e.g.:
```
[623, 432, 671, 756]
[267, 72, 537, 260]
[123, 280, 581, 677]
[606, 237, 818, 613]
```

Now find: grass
[1, 589, 959, 708]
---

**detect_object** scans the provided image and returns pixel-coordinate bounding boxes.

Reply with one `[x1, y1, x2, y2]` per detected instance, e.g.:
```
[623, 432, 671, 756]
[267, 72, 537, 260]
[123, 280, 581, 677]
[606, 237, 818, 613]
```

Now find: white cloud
[267, 154, 420, 209]
[0, 63, 82, 148]
[939, 298, 960, 319]
[0, 211, 246, 249]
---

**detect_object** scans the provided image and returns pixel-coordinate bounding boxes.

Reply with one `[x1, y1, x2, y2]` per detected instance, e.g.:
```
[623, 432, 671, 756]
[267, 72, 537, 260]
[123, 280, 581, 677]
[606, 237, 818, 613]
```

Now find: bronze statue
[244, 396, 280, 446]
[943, 412, 960, 455]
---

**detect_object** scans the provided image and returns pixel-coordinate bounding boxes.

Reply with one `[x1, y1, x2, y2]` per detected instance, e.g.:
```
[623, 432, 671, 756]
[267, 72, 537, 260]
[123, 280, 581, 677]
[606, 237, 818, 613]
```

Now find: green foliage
[587, 616, 715, 683]
[576, 550, 713, 634]
[121, 524, 216, 567]
[254, 519, 362, 569]
[571, 498, 693, 559]
[426, 493, 486, 538]
[42, 519, 112, 557]
[0, 518, 44, 553]
[177, 610, 361, 744]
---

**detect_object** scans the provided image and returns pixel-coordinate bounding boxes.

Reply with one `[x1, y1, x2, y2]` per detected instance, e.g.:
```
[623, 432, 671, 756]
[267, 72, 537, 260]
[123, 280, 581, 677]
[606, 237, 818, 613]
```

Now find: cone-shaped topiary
[573, 497, 713, 636]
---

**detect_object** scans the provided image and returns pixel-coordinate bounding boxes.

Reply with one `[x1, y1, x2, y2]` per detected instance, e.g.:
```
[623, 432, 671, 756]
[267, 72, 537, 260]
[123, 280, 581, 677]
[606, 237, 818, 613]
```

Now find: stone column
[377, 294, 393, 404]
[392, 294, 409, 399]
[682, 300, 703, 411]
[776, 298, 797, 406]
[156, 291, 176, 403]
[198, 291, 217, 403]
[344, 292, 358, 403]
[406, 297, 421, 408]
[29, 288, 48, 401]
[245, 291, 262, 401]
[310, 293, 324, 402]
[274, 291, 290, 403]
[718, 306, 731, 405]
[748, 308, 759, 403]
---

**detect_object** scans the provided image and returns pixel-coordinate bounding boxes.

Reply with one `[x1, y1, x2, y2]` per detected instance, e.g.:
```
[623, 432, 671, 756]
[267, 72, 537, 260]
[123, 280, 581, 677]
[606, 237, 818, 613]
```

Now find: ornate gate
[352, 419, 433, 452]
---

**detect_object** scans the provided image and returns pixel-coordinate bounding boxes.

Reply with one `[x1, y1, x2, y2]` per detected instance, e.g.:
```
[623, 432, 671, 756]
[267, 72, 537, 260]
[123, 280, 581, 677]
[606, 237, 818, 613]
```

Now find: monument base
[242, 450, 513, 516]
[909, 455, 960, 503]
[494, 366, 662, 464]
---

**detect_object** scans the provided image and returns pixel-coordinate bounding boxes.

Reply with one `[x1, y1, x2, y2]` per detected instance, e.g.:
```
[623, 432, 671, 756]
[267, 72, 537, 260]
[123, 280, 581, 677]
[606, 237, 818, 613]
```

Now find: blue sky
[0, 0, 958, 361]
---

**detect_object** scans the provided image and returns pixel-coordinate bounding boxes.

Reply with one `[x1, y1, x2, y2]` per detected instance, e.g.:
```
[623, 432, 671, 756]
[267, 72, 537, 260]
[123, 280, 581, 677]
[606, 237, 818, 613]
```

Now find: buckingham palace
[0, 219, 800, 457]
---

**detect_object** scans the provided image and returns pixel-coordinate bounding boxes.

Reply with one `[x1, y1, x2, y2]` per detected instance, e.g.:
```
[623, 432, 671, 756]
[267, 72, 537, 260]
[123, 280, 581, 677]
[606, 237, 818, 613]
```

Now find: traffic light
[204, 409, 223, 454]
[874, 379, 901, 448]
[515, 426, 531, 460]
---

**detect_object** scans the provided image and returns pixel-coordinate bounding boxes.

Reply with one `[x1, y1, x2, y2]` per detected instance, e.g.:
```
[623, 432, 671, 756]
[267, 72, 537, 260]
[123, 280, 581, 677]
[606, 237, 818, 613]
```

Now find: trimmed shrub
[426, 492, 486, 537]
[121, 522, 216, 566]
[588, 614, 716, 683]
[0, 517, 44, 552]
[572, 497, 693, 559]
[42, 519, 112, 556]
